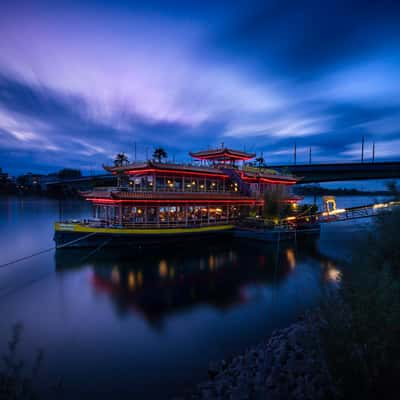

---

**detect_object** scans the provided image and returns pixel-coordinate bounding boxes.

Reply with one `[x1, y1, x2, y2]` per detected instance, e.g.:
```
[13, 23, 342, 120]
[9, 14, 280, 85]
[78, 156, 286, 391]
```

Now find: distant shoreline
[294, 186, 391, 197]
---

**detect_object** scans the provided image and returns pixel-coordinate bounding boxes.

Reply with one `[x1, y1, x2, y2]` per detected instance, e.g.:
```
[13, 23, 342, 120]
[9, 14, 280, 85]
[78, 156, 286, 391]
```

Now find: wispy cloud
[341, 138, 400, 160]
[0, 0, 400, 173]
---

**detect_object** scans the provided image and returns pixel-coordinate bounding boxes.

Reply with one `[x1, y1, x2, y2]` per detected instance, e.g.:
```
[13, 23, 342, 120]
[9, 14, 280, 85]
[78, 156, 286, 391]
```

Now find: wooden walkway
[283, 200, 400, 226]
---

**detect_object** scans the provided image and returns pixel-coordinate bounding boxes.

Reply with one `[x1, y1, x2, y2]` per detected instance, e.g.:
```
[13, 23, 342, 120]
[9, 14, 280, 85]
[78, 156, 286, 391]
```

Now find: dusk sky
[1, 0, 400, 174]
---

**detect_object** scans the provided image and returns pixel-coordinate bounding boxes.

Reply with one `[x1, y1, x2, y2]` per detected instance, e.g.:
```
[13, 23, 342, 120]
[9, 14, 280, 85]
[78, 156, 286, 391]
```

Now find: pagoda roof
[189, 148, 256, 161]
[242, 170, 299, 184]
[103, 161, 228, 177]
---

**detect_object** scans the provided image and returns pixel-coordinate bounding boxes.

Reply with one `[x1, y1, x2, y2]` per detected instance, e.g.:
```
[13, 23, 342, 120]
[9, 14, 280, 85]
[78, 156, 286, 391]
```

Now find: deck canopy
[103, 161, 228, 178]
[189, 148, 256, 161]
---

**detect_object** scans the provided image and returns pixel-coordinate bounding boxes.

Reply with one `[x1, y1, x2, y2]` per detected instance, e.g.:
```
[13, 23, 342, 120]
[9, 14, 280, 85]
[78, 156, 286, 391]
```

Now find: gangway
[283, 200, 400, 226]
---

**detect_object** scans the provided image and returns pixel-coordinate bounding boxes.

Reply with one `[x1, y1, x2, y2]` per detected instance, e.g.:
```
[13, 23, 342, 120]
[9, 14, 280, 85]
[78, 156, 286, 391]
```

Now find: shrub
[1, 324, 44, 400]
[321, 209, 400, 399]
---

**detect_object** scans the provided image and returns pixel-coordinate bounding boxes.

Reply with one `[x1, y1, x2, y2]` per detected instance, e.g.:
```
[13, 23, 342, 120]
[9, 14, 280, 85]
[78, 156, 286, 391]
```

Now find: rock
[189, 315, 336, 400]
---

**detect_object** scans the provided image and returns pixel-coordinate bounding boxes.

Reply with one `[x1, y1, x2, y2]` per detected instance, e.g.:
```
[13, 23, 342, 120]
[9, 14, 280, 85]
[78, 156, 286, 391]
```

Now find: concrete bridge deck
[268, 161, 400, 183]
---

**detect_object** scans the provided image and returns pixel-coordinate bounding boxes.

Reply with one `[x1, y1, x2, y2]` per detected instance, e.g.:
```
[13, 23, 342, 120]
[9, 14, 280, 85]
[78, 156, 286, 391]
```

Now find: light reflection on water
[0, 196, 371, 399]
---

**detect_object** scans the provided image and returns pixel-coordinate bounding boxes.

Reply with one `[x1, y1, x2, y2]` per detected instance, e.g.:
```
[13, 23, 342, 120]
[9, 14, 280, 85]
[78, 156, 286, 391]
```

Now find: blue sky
[1, 0, 400, 174]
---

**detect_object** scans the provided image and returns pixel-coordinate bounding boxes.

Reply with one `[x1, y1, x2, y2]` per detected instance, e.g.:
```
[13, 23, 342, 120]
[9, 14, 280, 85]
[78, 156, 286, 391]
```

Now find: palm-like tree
[114, 153, 129, 167]
[153, 147, 168, 163]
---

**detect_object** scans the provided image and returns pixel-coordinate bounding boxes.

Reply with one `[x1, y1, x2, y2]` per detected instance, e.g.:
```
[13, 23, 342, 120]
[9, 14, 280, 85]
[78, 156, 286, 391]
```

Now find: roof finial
[221, 142, 224, 149]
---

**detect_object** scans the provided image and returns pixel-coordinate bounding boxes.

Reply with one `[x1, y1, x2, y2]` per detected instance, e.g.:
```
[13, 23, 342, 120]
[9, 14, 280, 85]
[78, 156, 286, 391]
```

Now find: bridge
[268, 161, 400, 183]
[46, 174, 116, 194]
[46, 161, 400, 193]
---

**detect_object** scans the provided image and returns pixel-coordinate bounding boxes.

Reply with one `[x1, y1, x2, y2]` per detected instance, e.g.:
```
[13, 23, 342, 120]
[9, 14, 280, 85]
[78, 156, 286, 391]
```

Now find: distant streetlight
[361, 136, 365, 163]
[372, 141, 375, 163]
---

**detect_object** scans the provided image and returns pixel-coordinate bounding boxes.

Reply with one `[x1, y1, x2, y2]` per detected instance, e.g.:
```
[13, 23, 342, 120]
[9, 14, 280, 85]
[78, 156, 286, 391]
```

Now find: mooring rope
[0, 234, 114, 299]
[77, 237, 113, 263]
[0, 232, 98, 269]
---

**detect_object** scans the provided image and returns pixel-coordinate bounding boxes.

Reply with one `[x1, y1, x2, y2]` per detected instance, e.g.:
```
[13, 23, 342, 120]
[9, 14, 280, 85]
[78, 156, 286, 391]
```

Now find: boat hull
[234, 224, 321, 242]
[54, 223, 235, 248]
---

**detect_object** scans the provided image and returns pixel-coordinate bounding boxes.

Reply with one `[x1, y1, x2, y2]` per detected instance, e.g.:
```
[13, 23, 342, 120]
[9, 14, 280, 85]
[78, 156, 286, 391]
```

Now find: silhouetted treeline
[294, 185, 389, 196]
[0, 168, 82, 196]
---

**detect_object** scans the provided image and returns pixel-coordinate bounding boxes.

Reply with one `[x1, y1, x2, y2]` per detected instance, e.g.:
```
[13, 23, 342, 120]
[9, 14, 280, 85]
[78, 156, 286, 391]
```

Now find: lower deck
[54, 222, 235, 247]
[89, 203, 245, 226]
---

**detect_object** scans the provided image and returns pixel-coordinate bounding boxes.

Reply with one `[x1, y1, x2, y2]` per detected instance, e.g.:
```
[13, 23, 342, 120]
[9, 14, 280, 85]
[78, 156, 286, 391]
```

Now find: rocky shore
[181, 313, 336, 400]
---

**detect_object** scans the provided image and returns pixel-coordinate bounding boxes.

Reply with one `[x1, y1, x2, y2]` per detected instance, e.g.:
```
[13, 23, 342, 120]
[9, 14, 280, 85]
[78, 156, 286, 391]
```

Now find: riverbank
[181, 312, 335, 400]
[183, 208, 400, 400]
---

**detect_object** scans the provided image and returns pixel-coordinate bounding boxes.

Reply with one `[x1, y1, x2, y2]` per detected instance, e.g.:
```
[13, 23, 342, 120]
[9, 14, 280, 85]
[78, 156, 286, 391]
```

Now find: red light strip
[241, 176, 296, 185]
[87, 197, 263, 205]
[235, 170, 296, 185]
[124, 168, 229, 179]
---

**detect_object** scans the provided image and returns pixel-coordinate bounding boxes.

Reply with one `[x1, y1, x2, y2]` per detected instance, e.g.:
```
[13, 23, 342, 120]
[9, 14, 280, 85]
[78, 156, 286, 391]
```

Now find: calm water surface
[0, 196, 380, 399]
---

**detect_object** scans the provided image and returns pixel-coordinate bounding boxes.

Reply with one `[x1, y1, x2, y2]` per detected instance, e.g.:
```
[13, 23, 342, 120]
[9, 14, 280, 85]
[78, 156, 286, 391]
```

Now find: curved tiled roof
[189, 148, 256, 160]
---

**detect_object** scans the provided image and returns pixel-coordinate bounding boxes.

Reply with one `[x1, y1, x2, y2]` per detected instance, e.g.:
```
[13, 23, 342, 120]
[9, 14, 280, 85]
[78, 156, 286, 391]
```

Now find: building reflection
[286, 248, 296, 271]
[55, 238, 340, 325]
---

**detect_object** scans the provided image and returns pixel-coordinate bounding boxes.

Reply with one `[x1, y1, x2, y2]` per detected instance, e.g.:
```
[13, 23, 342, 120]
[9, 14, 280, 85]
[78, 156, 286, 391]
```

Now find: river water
[0, 195, 385, 399]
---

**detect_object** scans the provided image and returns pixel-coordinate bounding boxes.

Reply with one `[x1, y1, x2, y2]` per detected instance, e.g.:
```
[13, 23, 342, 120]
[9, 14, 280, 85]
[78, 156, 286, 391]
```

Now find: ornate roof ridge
[189, 147, 256, 160]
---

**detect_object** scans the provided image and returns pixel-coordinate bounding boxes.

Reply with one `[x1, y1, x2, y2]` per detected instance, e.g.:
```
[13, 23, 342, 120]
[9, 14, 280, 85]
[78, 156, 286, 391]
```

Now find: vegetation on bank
[0, 324, 43, 399]
[261, 189, 317, 224]
[321, 208, 400, 400]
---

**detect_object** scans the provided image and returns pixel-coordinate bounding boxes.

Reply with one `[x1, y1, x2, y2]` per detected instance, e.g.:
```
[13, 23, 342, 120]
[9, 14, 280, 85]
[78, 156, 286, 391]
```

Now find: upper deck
[89, 147, 300, 201]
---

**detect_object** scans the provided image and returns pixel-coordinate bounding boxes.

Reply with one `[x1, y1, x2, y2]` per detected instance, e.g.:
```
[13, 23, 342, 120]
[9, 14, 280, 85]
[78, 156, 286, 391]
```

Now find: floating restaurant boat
[54, 147, 301, 247]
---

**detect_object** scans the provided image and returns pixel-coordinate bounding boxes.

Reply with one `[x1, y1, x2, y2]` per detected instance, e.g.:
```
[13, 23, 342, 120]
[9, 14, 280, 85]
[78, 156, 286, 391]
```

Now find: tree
[263, 189, 283, 222]
[57, 168, 82, 179]
[153, 147, 168, 163]
[114, 153, 129, 167]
